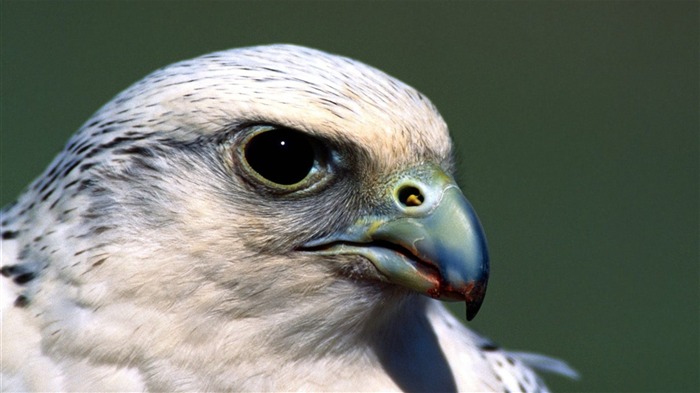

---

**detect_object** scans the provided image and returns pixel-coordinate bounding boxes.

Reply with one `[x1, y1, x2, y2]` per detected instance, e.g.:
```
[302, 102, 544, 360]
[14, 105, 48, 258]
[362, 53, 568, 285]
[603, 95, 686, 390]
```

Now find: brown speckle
[92, 257, 108, 267]
[14, 295, 29, 308]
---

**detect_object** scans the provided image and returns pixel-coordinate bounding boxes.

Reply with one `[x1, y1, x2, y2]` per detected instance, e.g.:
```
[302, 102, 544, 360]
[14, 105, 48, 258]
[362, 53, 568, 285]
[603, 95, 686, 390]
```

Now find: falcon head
[4, 45, 489, 374]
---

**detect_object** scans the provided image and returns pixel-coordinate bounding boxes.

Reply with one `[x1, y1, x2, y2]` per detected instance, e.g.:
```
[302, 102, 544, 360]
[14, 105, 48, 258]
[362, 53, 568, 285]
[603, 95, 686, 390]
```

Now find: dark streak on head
[13, 272, 36, 285]
[2, 263, 38, 286]
[2, 230, 19, 240]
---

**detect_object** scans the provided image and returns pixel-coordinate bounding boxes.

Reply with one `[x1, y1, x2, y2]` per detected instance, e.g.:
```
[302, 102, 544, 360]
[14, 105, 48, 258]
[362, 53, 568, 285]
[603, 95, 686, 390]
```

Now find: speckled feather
[1, 44, 575, 392]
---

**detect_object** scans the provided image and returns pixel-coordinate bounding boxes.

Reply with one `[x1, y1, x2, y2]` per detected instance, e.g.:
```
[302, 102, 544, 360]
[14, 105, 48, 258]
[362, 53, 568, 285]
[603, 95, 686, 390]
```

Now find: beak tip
[465, 300, 482, 321]
[463, 279, 488, 321]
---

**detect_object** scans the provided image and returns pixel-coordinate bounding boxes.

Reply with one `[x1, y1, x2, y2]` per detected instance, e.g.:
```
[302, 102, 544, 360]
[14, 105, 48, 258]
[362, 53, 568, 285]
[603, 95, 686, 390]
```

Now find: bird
[0, 44, 576, 392]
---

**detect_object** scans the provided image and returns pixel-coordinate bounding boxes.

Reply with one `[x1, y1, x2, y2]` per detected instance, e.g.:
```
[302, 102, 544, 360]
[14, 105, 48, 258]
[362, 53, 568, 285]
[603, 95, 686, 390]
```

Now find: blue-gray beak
[304, 165, 489, 320]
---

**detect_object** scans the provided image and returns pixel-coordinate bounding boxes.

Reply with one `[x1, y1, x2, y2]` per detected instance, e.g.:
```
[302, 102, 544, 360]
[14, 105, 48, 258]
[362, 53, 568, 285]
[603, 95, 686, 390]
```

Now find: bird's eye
[244, 128, 314, 185]
[238, 126, 326, 191]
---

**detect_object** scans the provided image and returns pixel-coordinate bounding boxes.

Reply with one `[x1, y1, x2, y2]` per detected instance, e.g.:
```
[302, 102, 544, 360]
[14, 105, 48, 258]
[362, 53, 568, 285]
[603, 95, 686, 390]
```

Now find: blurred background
[1, 1, 697, 391]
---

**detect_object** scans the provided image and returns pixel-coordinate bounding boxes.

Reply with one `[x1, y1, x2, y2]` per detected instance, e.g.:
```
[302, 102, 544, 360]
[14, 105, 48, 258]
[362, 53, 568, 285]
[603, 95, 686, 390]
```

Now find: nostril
[397, 185, 424, 207]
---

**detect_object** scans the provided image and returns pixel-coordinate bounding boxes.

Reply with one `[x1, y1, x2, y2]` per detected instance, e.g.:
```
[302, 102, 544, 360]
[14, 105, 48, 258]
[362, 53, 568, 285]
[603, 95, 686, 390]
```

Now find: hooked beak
[303, 165, 489, 321]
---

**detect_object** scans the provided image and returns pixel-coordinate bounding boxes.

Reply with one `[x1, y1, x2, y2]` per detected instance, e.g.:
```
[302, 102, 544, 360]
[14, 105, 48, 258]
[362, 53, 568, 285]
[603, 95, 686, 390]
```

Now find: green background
[1, 1, 697, 392]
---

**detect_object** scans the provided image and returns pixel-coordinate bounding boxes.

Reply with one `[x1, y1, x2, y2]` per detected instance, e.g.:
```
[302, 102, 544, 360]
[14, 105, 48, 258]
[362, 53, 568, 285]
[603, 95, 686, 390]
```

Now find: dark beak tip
[465, 299, 483, 321]
[464, 280, 488, 321]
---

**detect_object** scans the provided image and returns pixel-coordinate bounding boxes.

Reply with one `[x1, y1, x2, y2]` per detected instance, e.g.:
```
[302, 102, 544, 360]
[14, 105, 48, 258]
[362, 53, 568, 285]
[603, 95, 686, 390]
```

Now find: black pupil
[244, 128, 315, 185]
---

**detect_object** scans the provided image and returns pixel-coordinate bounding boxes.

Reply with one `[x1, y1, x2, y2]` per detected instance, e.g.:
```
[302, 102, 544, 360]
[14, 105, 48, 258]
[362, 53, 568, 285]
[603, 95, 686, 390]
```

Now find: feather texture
[1, 44, 573, 392]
